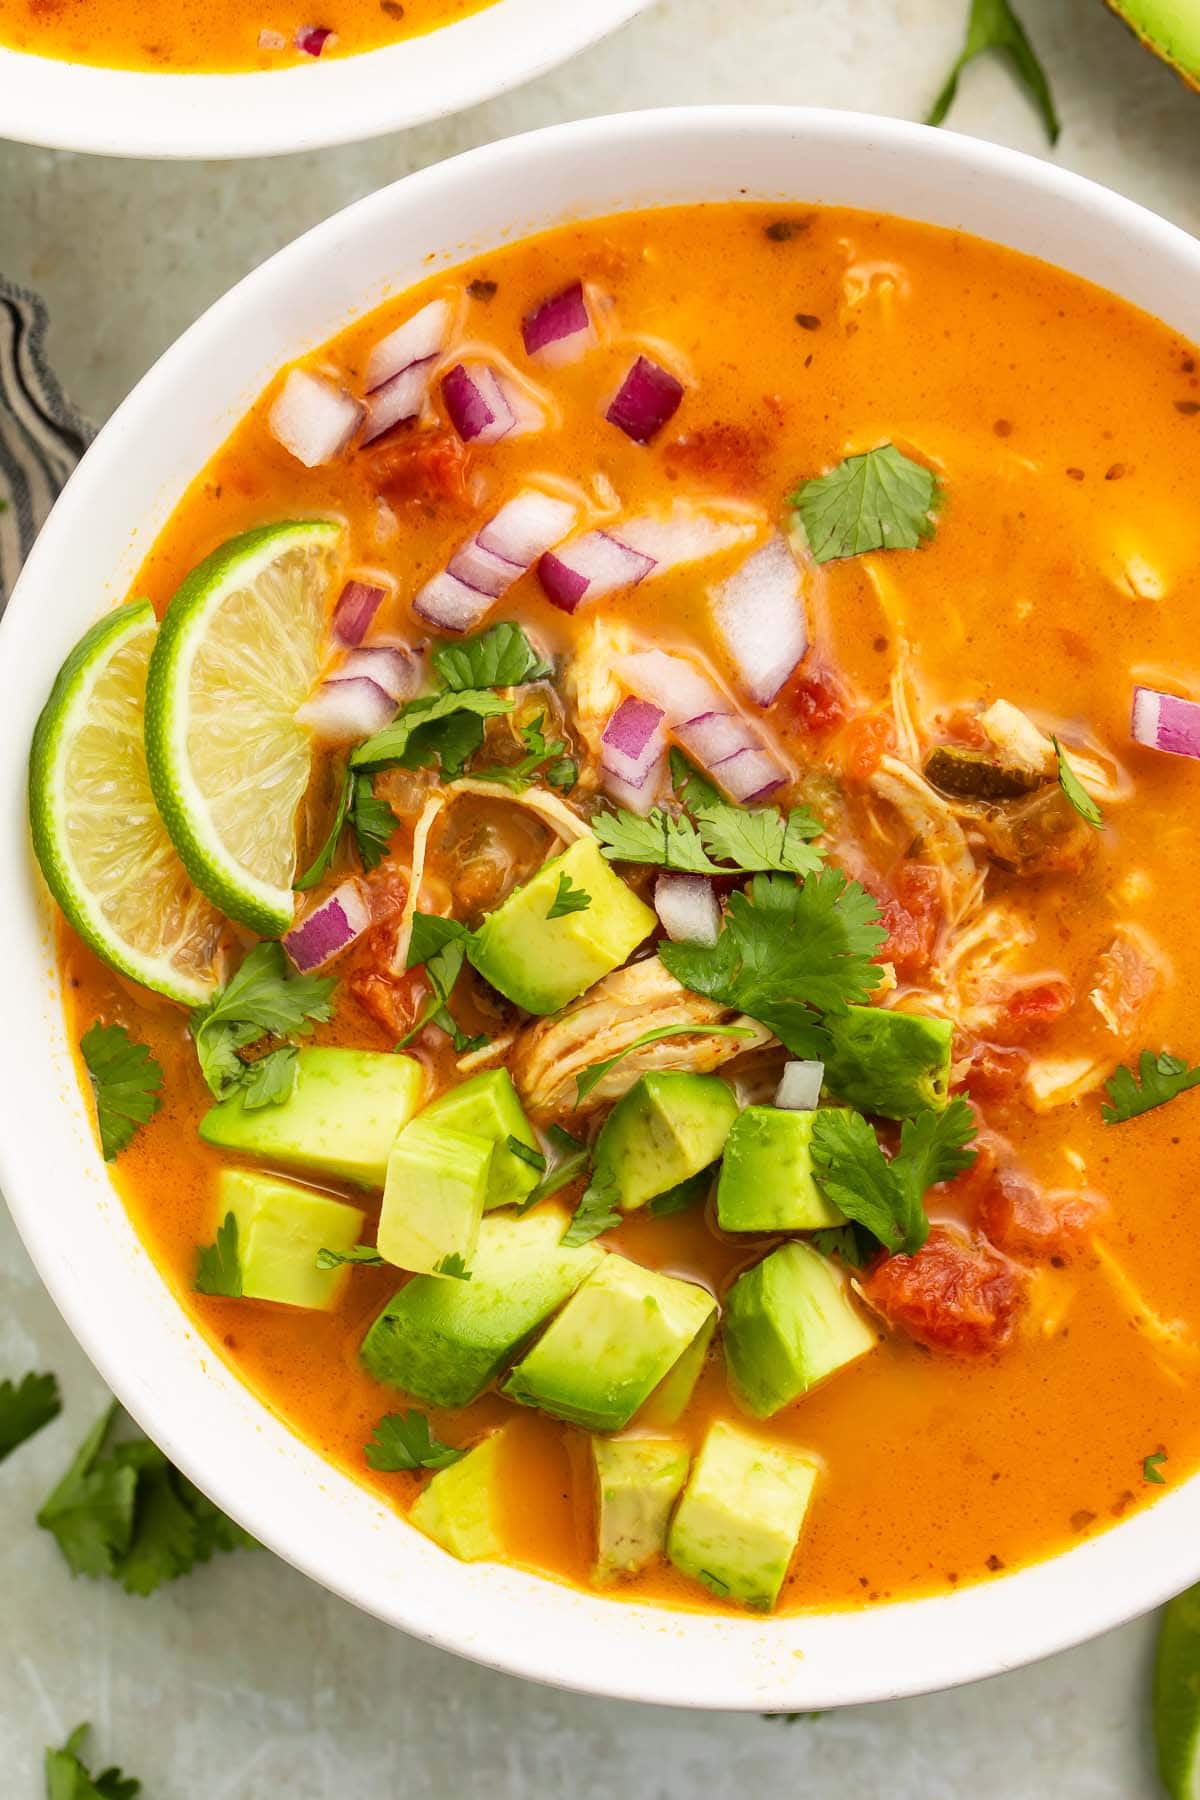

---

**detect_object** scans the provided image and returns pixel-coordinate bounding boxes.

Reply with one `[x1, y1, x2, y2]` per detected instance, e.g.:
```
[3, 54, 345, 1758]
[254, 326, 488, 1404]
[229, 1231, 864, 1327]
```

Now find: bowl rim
[4, 105, 1200, 1711]
[0, 0, 652, 159]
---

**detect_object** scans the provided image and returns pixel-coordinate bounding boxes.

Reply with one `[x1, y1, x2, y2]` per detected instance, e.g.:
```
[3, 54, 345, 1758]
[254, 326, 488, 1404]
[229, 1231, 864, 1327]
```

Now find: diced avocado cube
[377, 1117, 492, 1276]
[640, 1313, 715, 1427]
[667, 1419, 819, 1610]
[592, 1437, 690, 1582]
[217, 1168, 364, 1311]
[724, 1241, 878, 1419]
[592, 1072, 738, 1212]
[409, 1430, 507, 1562]
[822, 1005, 952, 1119]
[716, 1105, 846, 1232]
[199, 1047, 424, 1188]
[503, 1256, 716, 1432]
[419, 1070, 541, 1212]
[468, 835, 656, 1016]
[361, 1208, 603, 1406]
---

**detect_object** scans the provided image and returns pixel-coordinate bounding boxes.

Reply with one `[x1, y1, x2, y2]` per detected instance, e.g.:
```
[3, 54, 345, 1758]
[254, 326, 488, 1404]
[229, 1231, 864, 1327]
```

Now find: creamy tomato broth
[48, 204, 1200, 1615]
[0, 0, 493, 70]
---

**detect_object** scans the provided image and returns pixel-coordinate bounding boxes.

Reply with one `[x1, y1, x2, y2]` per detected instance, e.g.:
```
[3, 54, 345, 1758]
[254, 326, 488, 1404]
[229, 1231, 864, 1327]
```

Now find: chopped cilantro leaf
[0, 1370, 61, 1461]
[646, 1169, 710, 1217]
[789, 444, 940, 564]
[433, 1252, 472, 1280]
[237, 1044, 298, 1110]
[574, 1022, 755, 1106]
[927, 0, 1059, 145]
[562, 1176, 622, 1247]
[45, 1723, 141, 1800]
[351, 689, 512, 776]
[1144, 1450, 1167, 1485]
[432, 622, 551, 691]
[520, 1125, 589, 1211]
[470, 711, 578, 794]
[407, 912, 474, 967]
[294, 766, 353, 891]
[660, 869, 885, 1058]
[593, 801, 824, 877]
[365, 1409, 466, 1472]
[351, 775, 397, 870]
[809, 1222, 878, 1269]
[507, 1136, 546, 1172]
[593, 806, 715, 872]
[399, 914, 484, 1053]
[315, 1244, 384, 1269]
[189, 942, 335, 1101]
[1051, 735, 1103, 830]
[194, 1211, 242, 1298]
[670, 745, 720, 808]
[810, 1097, 977, 1255]
[547, 872, 591, 919]
[1102, 1051, 1200, 1124]
[79, 1023, 162, 1161]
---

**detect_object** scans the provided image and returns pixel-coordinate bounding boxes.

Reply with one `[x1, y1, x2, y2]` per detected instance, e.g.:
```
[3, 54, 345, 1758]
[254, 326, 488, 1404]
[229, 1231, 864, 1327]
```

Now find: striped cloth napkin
[0, 278, 90, 612]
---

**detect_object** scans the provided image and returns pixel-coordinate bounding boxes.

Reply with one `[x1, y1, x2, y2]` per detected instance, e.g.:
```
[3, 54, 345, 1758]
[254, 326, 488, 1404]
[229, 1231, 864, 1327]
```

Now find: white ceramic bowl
[4, 107, 1200, 1711]
[0, 0, 651, 158]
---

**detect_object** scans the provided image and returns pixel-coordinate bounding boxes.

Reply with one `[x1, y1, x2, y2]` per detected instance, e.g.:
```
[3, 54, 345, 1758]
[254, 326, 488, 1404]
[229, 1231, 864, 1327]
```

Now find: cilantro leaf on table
[350, 689, 513, 777]
[927, 0, 1058, 146]
[519, 1125, 589, 1211]
[45, 1723, 141, 1800]
[365, 1409, 466, 1473]
[660, 869, 885, 1057]
[810, 1096, 978, 1256]
[194, 1211, 243, 1298]
[433, 1252, 472, 1281]
[470, 711, 578, 794]
[399, 913, 486, 1053]
[593, 801, 824, 877]
[315, 1244, 385, 1269]
[80, 1023, 163, 1161]
[562, 1176, 622, 1247]
[547, 872, 591, 919]
[1102, 1051, 1200, 1124]
[0, 1370, 61, 1461]
[1051, 735, 1104, 830]
[789, 444, 940, 564]
[574, 1022, 756, 1106]
[190, 943, 335, 1101]
[432, 622, 552, 691]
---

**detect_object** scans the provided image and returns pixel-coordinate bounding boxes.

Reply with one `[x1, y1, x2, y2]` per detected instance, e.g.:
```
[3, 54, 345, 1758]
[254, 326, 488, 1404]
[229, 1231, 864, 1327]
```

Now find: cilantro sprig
[351, 689, 513, 778]
[810, 1097, 978, 1256]
[80, 1023, 163, 1161]
[400, 913, 488, 1054]
[547, 872, 591, 919]
[365, 1409, 466, 1473]
[470, 711, 578, 794]
[574, 1022, 755, 1106]
[593, 801, 823, 878]
[194, 1211, 242, 1298]
[189, 943, 335, 1102]
[519, 1125, 589, 1212]
[432, 622, 551, 692]
[1051, 735, 1104, 830]
[295, 769, 397, 890]
[562, 1178, 622, 1248]
[434, 1252, 472, 1280]
[0, 1370, 61, 1461]
[927, 0, 1059, 146]
[1102, 1051, 1200, 1124]
[45, 1723, 141, 1800]
[789, 444, 940, 564]
[315, 1244, 385, 1270]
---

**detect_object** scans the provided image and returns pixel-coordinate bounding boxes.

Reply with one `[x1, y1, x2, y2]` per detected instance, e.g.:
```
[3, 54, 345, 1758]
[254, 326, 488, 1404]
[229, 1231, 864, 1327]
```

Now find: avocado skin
[1105, 0, 1200, 91]
[822, 1006, 952, 1120]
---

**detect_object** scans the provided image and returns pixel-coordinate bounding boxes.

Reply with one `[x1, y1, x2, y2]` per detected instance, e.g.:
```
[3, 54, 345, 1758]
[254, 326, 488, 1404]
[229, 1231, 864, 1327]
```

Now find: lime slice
[1156, 1585, 1200, 1799]
[28, 599, 226, 1006]
[144, 520, 342, 937]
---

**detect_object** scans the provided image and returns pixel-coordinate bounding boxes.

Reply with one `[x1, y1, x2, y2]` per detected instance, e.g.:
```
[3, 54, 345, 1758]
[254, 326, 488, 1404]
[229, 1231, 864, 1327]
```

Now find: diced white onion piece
[618, 649, 724, 726]
[335, 646, 420, 703]
[284, 880, 371, 974]
[601, 696, 667, 789]
[674, 710, 755, 767]
[711, 532, 808, 705]
[269, 369, 363, 468]
[296, 675, 396, 741]
[540, 531, 656, 612]
[1131, 685, 1200, 760]
[479, 490, 578, 567]
[655, 873, 720, 946]
[619, 506, 753, 568]
[365, 299, 451, 392]
[449, 537, 524, 599]
[601, 758, 666, 816]
[361, 357, 438, 446]
[414, 487, 578, 633]
[775, 1060, 825, 1111]
[412, 571, 493, 634]
[711, 745, 788, 803]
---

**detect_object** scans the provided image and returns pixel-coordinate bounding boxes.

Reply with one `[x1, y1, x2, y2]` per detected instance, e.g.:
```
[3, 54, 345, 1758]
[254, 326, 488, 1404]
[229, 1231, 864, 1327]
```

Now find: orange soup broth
[0, 0, 495, 71]
[63, 204, 1200, 1614]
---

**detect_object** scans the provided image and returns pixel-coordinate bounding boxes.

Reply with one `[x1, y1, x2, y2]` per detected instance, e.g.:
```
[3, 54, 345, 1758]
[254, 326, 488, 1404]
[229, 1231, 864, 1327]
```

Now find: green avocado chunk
[410, 1430, 508, 1562]
[592, 1437, 690, 1583]
[592, 1072, 738, 1212]
[640, 1313, 715, 1427]
[724, 1241, 878, 1419]
[419, 1069, 541, 1212]
[1108, 0, 1200, 88]
[217, 1168, 364, 1311]
[716, 1105, 846, 1231]
[503, 1256, 716, 1432]
[199, 1046, 424, 1188]
[667, 1419, 819, 1610]
[468, 835, 656, 1016]
[361, 1208, 603, 1406]
[822, 1005, 952, 1119]
[377, 1116, 492, 1275]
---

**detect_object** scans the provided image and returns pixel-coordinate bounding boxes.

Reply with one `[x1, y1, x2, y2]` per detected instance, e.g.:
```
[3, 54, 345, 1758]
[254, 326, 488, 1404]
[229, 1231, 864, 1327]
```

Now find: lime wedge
[1156, 1585, 1200, 1799]
[144, 520, 342, 937]
[28, 599, 226, 1006]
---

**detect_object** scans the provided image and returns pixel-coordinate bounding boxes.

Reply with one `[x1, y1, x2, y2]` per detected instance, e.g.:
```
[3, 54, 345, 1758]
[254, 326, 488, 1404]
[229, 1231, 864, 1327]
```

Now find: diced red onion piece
[268, 369, 363, 468]
[416, 488, 578, 633]
[539, 530, 655, 612]
[522, 281, 594, 367]
[449, 538, 524, 599]
[775, 1060, 825, 1111]
[365, 299, 451, 392]
[336, 646, 418, 703]
[601, 697, 667, 790]
[601, 757, 666, 816]
[618, 650, 724, 727]
[606, 355, 684, 444]
[332, 579, 386, 647]
[296, 676, 396, 742]
[412, 571, 493, 635]
[284, 881, 370, 974]
[713, 746, 788, 803]
[712, 532, 809, 705]
[1131, 685, 1200, 760]
[361, 357, 437, 446]
[442, 363, 515, 445]
[295, 23, 334, 54]
[675, 710, 756, 768]
[477, 490, 577, 567]
[655, 873, 720, 947]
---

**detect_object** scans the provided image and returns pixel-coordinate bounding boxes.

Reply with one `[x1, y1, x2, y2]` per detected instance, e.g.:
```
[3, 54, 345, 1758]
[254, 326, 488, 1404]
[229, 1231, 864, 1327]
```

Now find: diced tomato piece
[989, 978, 1074, 1044]
[876, 862, 941, 976]
[841, 713, 893, 781]
[366, 427, 472, 509]
[977, 1170, 1104, 1262]
[941, 708, 987, 748]
[661, 423, 768, 495]
[953, 1038, 1030, 1104]
[783, 662, 848, 737]
[863, 1226, 1026, 1356]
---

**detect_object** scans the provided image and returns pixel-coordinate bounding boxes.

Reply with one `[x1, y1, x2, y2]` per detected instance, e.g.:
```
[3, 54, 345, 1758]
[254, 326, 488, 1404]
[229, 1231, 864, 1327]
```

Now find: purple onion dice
[606, 356, 685, 445]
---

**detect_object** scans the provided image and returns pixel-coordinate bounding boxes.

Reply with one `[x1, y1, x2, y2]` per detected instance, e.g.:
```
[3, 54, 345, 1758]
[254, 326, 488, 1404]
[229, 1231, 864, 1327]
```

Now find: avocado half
[1107, 0, 1200, 89]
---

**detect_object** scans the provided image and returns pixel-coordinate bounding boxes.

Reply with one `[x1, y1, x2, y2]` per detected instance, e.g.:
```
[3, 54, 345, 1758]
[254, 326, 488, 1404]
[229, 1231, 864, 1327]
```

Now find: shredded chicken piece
[869, 754, 983, 924]
[978, 699, 1055, 777]
[931, 903, 1036, 1033]
[457, 1031, 518, 1076]
[388, 791, 447, 974]
[1092, 1241, 1195, 1384]
[1089, 924, 1163, 1036]
[511, 957, 772, 1119]
[1023, 1053, 1111, 1112]
[888, 651, 923, 768]
[561, 616, 635, 768]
